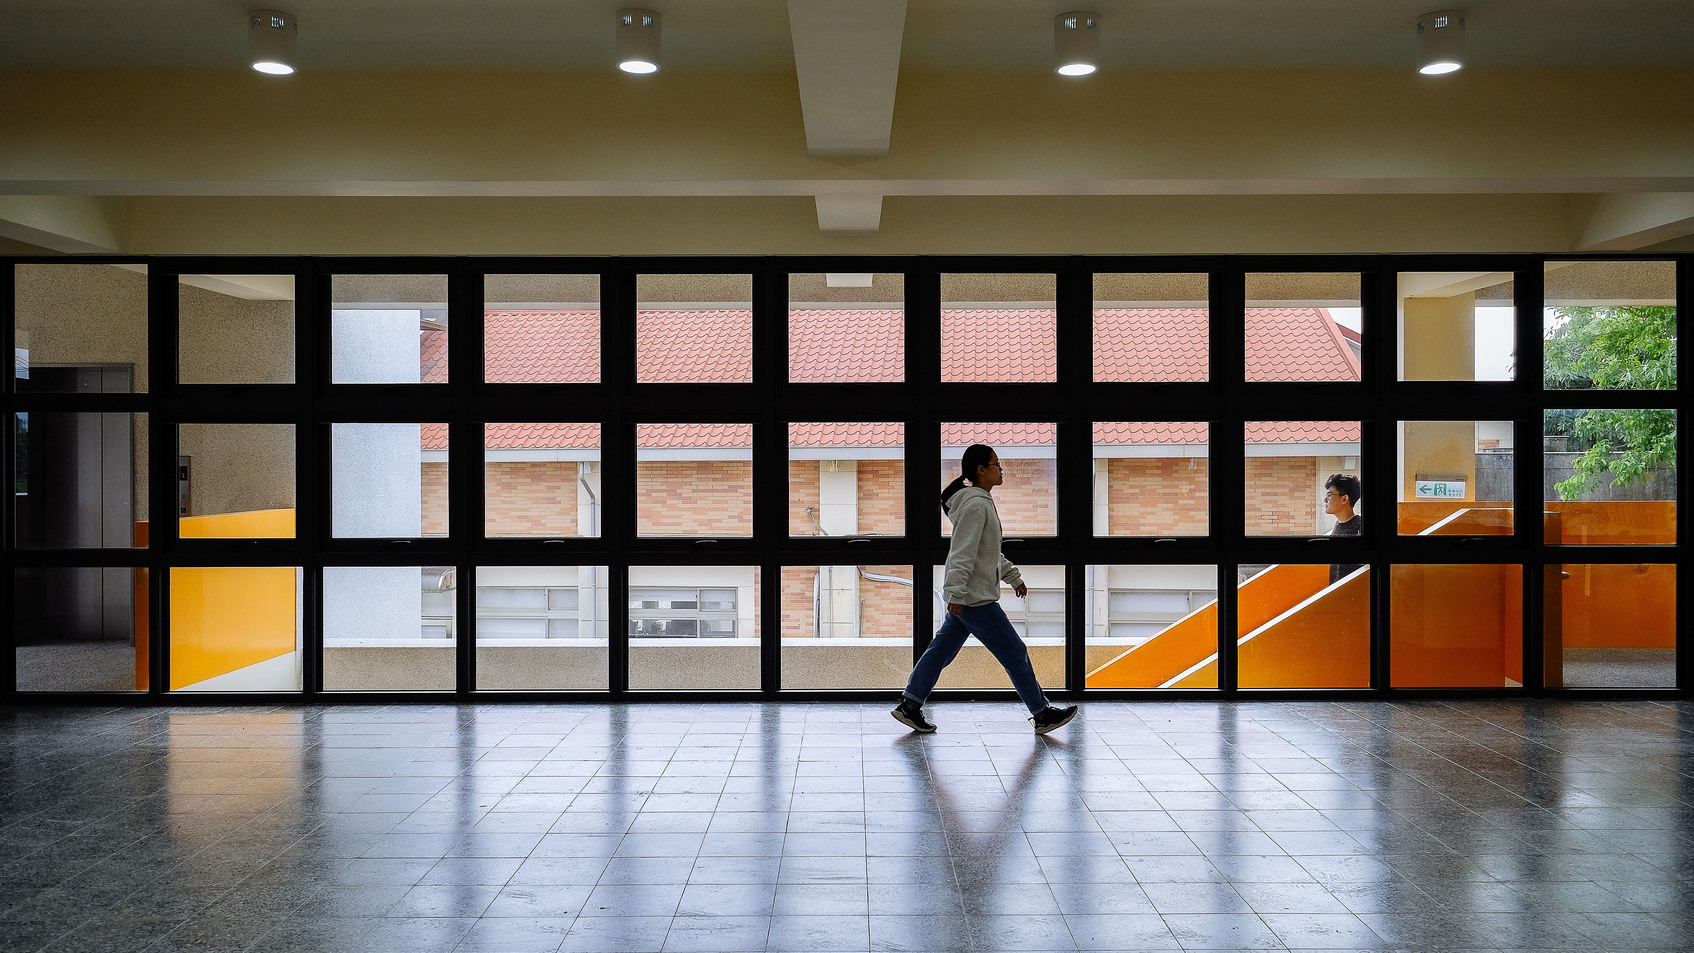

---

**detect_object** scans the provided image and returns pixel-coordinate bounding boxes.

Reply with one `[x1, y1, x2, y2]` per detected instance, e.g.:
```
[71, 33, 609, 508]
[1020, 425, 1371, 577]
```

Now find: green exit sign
[1415, 480, 1466, 499]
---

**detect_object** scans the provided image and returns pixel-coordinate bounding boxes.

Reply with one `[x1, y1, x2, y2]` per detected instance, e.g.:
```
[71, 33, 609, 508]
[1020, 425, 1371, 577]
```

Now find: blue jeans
[903, 602, 1051, 715]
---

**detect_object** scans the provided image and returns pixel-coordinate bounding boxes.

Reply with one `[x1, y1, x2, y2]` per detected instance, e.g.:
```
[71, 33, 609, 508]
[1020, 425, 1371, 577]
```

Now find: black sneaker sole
[891, 708, 936, 733]
[1033, 707, 1077, 735]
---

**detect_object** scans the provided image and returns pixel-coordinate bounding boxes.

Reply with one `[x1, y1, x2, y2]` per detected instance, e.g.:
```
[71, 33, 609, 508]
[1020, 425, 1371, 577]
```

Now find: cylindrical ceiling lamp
[1054, 12, 1100, 76]
[617, 8, 661, 74]
[1416, 10, 1465, 75]
[249, 9, 298, 75]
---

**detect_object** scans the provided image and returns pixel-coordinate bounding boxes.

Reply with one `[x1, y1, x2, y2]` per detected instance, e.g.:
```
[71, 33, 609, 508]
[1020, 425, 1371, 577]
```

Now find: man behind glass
[1324, 473, 1362, 584]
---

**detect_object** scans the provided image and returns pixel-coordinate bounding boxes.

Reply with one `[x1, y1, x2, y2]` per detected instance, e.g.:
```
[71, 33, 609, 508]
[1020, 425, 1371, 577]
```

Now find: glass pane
[789, 272, 904, 382]
[178, 274, 295, 384]
[331, 423, 447, 538]
[169, 567, 302, 692]
[1244, 421, 1362, 536]
[637, 274, 752, 383]
[13, 412, 145, 549]
[1094, 422, 1209, 536]
[628, 566, 759, 690]
[789, 423, 904, 537]
[637, 424, 752, 537]
[1397, 421, 1514, 536]
[177, 424, 295, 538]
[1390, 564, 1524, 688]
[940, 424, 1057, 536]
[14, 567, 146, 692]
[941, 273, 1056, 382]
[14, 263, 148, 393]
[927, 565, 1064, 690]
[476, 566, 608, 691]
[1244, 272, 1362, 382]
[1085, 565, 1218, 689]
[484, 273, 600, 383]
[1238, 565, 1369, 689]
[1549, 563, 1675, 688]
[1398, 271, 1516, 381]
[781, 564, 913, 690]
[1093, 272, 1209, 382]
[485, 423, 600, 538]
[1544, 260, 1676, 390]
[1544, 409, 1677, 544]
[330, 274, 449, 384]
[323, 566, 456, 691]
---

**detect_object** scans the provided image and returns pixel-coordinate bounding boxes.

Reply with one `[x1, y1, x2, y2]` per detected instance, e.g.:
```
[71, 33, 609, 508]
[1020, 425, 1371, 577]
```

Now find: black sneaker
[891, 700, 936, 733]
[1032, 704, 1077, 735]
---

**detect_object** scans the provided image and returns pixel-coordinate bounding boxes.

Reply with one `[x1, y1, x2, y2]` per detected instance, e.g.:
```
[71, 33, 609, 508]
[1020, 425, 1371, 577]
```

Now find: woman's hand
[1013, 583, 1028, 598]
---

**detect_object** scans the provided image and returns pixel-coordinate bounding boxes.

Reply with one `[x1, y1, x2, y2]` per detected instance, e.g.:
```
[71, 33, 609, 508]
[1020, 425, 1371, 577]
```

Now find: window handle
[1004, 538, 1025, 545]
[386, 539, 411, 550]
[1154, 538, 1177, 544]
[543, 539, 566, 546]
[848, 538, 871, 544]
[1305, 537, 1329, 544]
[695, 539, 718, 545]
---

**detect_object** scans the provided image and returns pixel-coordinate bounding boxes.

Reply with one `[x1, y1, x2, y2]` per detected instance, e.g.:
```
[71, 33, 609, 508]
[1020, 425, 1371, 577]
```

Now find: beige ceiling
[3, 0, 1690, 72]
[2, 1, 1692, 256]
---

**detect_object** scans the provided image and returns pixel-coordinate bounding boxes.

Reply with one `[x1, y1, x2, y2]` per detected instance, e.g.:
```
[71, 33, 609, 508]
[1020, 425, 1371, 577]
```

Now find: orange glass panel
[1547, 563, 1675, 689]
[1390, 564, 1523, 688]
[1238, 566, 1369, 689]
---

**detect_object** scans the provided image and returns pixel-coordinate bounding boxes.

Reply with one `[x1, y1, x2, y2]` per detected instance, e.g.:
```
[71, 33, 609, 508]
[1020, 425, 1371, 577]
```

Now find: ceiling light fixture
[1416, 10, 1465, 75]
[249, 10, 298, 75]
[617, 8, 661, 74]
[1054, 12, 1100, 77]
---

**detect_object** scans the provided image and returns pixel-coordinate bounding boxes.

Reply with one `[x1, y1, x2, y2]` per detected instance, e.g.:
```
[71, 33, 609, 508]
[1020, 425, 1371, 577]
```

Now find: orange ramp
[1087, 563, 1343, 688]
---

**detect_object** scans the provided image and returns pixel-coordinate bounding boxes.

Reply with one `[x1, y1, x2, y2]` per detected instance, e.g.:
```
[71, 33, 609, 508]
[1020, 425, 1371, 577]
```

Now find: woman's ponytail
[939, 443, 996, 512]
[939, 475, 968, 512]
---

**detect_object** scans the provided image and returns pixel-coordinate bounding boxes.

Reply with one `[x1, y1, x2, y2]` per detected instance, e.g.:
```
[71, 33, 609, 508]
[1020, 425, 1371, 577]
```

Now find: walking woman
[893, 444, 1078, 735]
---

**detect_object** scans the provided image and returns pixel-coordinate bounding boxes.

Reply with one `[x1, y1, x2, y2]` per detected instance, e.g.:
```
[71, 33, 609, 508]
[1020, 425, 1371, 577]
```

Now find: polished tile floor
[2, 700, 1691, 952]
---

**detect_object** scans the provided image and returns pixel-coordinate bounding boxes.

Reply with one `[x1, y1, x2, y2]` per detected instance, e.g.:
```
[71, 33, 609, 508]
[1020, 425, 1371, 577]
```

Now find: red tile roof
[637, 310, 752, 383]
[1094, 309, 1208, 381]
[485, 311, 599, 384]
[941, 310, 1057, 382]
[1246, 308, 1362, 382]
[790, 309, 903, 382]
[433, 307, 1361, 452]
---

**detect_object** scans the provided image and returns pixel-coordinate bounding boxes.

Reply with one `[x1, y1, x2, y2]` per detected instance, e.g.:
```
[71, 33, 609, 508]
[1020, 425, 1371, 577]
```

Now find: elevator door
[12, 366, 135, 644]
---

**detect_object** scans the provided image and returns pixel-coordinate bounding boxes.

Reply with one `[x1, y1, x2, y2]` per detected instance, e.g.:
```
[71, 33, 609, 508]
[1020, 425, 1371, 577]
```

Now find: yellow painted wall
[168, 566, 297, 690]
[1400, 420, 1477, 501]
[1400, 294, 1475, 381]
[178, 507, 295, 539]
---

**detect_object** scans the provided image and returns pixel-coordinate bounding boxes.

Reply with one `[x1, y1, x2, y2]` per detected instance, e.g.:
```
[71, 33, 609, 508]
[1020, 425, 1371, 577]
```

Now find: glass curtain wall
[2, 254, 1685, 699]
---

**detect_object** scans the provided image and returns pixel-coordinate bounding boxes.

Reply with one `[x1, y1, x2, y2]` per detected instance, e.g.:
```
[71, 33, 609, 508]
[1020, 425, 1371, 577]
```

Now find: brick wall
[944, 457, 1056, 536]
[788, 461, 822, 536]
[857, 461, 905, 536]
[1245, 456, 1317, 534]
[485, 462, 580, 536]
[859, 565, 914, 638]
[637, 460, 753, 535]
[780, 564, 915, 639]
[421, 461, 448, 536]
[1108, 457, 1209, 535]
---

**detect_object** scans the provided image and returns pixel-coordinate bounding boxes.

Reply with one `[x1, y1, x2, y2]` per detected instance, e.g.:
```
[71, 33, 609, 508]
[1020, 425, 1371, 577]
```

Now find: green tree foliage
[1544, 306, 1677, 500]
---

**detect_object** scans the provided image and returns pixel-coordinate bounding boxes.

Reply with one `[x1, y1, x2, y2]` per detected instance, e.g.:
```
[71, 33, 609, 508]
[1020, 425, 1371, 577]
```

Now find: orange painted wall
[168, 566, 297, 689]
[1390, 564, 1522, 687]
[177, 507, 295, 538]
[1543, 501, 1676, 546]
[1556, 563, 1676, 649]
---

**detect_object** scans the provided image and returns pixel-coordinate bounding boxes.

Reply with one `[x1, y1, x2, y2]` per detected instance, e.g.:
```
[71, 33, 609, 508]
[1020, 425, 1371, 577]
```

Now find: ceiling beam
[814, 194, 882, 234]
[788, 0, 907, 157]
[0, 195, 125, 252]
[1569, 192, 1694, 251]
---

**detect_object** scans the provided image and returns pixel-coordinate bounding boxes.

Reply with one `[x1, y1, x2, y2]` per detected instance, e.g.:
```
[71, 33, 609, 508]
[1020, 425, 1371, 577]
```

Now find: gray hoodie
[942, 486, 1024, 606]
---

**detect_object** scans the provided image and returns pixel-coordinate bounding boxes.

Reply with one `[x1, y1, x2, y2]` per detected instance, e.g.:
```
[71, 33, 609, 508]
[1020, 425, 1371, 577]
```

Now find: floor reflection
[1, 700, 1690, 952]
